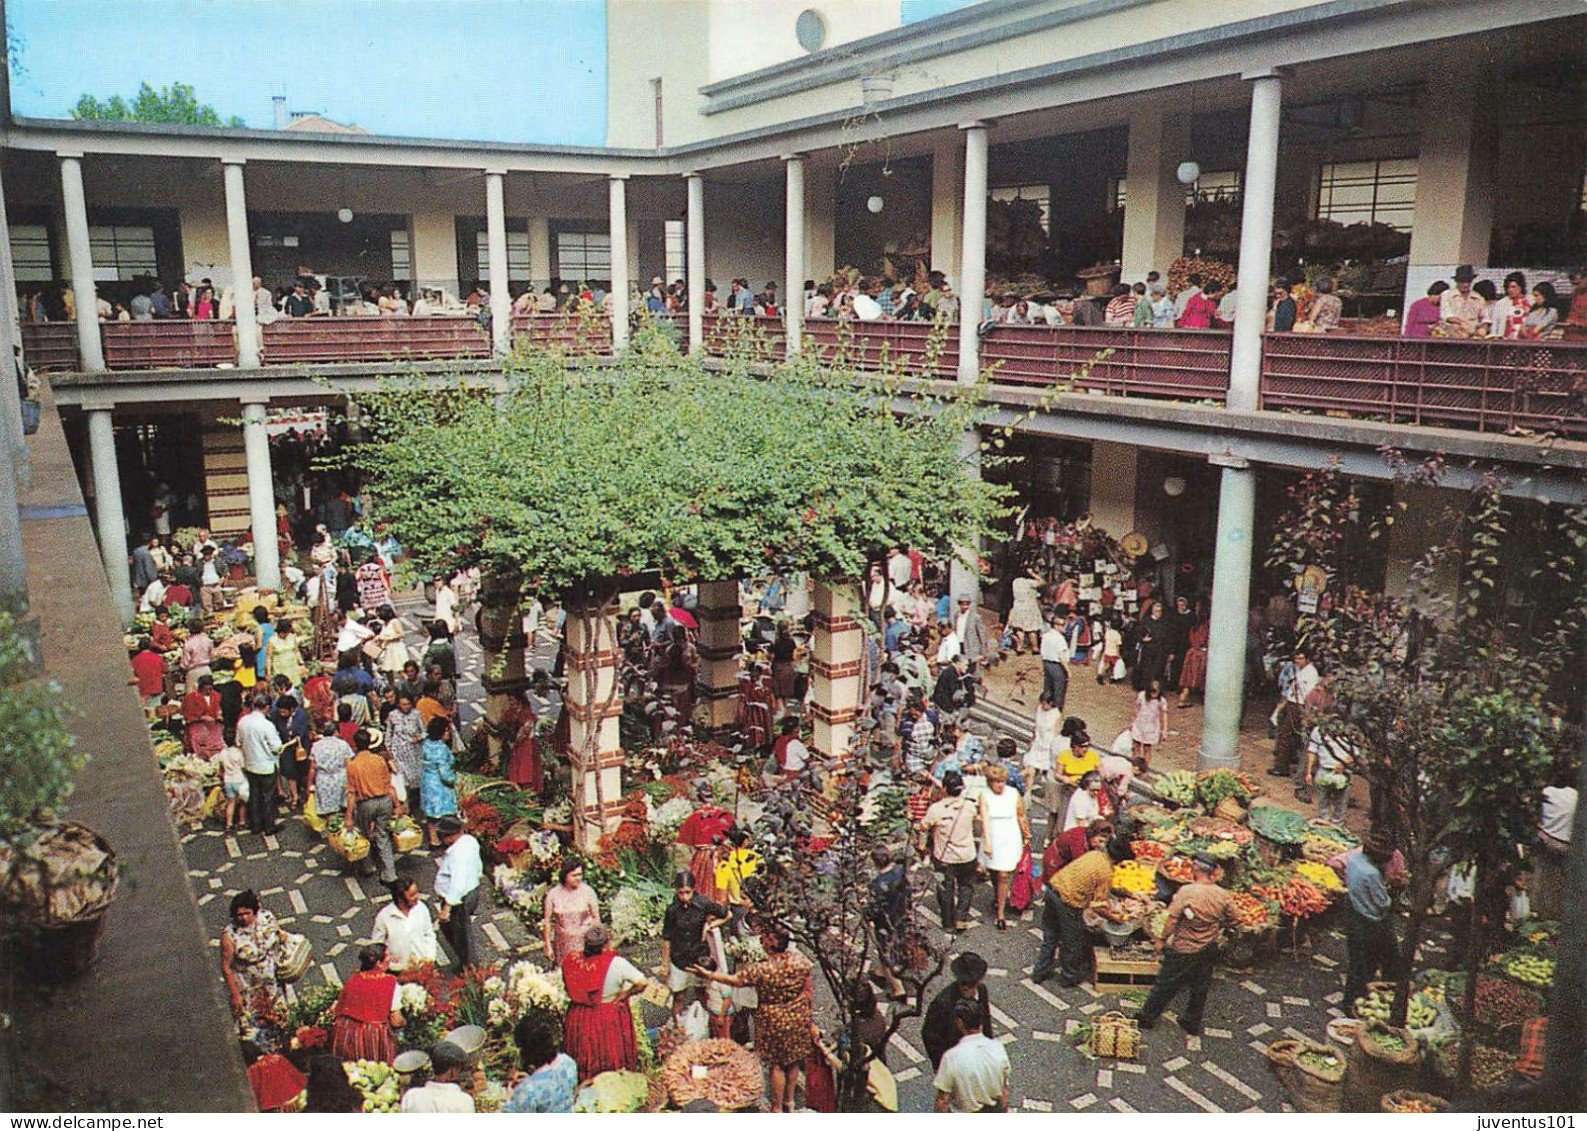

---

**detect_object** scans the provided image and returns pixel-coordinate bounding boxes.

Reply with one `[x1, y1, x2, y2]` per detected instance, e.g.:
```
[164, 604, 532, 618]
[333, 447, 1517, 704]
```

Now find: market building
[1, 0, 1584, 1112]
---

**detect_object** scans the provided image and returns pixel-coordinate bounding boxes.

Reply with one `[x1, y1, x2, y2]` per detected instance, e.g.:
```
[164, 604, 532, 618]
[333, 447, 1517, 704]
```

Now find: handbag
[277, 932, 313, 983]
[1008, 846, 1036, 913]
[1090, 1011, 1141, 1059]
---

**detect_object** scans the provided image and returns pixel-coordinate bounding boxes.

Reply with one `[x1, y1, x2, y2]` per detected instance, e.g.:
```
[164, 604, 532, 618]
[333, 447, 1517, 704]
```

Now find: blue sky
[7, 0, 982, 145]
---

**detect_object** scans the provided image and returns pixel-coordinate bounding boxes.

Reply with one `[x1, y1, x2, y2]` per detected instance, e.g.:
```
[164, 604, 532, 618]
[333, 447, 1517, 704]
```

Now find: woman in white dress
[1023, 693, 1065, 816]
[1005, 569, 1045, 654]
[978, 764, 1030, 931]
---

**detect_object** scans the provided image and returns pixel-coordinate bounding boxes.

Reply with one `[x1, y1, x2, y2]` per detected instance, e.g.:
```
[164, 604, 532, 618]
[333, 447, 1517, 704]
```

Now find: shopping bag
[1008, 846, 1037, 912]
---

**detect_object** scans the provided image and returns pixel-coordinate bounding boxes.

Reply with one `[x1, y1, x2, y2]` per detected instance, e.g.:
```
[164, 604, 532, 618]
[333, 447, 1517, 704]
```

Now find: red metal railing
[510, 313, 613, 356]
[979, 323, 1229, 401]
[1260, 333, 1587, 440]
[261, 316, 490, 364]
[102, 320, 237, 370]
[18, 323, 81, 372]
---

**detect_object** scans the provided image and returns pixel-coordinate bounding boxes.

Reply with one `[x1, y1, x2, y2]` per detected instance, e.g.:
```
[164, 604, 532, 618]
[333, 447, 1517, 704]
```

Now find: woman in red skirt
[330, 944, 405, 1064]
[560, 927, 649, 1082]
[503, 693, 543, 793]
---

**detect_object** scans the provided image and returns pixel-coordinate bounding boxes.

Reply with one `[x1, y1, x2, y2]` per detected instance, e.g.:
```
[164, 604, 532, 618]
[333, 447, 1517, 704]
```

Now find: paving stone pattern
[178, 594, 1364, 1112]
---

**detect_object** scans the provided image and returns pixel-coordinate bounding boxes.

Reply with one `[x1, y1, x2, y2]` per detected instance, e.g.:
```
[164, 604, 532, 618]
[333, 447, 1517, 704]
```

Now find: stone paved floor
[177, 599, 1390, 1112]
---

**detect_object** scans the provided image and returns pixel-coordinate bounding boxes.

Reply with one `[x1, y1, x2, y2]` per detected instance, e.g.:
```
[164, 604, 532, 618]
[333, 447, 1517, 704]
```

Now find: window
[1315, 158, 1417, 231]
[87, 224, 157, 280]
[9, 223, 53, 281]
[1111, 171, 1242, 211]
[555, 231, 611, 281]
[474, 230, 531, 283]
[989, 184, 1050, 233]
[664, 220, 686, 287]
[390, 229, 411, 280]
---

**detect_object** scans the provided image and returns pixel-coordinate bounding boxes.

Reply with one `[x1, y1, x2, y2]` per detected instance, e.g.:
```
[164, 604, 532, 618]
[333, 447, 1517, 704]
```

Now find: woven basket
[1213, 796, 1248, 822]
[1381, 1089, 1449, 1113]
[393, 826, 424, 853]
[328, 827, 371, 863]
[1346, 1023, 1422, 1112]
[1266, 1037, 1345, 1113]
[1090, 1011, 1140, 1059]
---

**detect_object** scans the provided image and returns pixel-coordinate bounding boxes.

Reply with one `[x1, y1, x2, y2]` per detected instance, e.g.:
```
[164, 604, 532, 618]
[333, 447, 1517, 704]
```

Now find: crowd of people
[1402, 265, 1587, 339]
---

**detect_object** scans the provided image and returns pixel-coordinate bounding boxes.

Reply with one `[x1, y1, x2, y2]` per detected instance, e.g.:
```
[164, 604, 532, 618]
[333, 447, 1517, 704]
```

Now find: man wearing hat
[1440, 266, 1486, 337]
[1135, 855, 1235, 1036]
[921, 951, 995, 1070]
[345, 727, 402, 885]
[400, 1040, 476, 1112]
[434, 814, 484, 974]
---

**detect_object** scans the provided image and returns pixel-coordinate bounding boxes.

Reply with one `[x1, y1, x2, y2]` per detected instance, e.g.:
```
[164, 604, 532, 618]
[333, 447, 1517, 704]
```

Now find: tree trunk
[1539, 717, 1587, 1110]
[475, 569, 529, 768]
[1390, 866, 1433, 1028]
[1456, 864, 1485, 1089]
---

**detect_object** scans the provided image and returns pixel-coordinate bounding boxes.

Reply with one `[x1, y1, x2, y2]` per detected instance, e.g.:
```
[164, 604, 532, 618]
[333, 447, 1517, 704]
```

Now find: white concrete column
[1120, 99, 1186, 280]
[608, 176, 631, 350]
[1199, 455, 1256, 770]
[686, 173, 705, 353]
[784, 154, 805, 357]
[484, 169, 513, 355]
[956, 122, 989, 384]
[528, 216, 552, 291]
[86, 403, 134, 624]
[0, 161, 28, 466]
[1227, 71, 1284, 413]
[1408, 66, 1496, 267]
[57, 154, 105, 373]
[931, 137, 964, 283]
[803, 164, 836, 282]
[221, 159, 261, 369]
[240, 399, 281, 590]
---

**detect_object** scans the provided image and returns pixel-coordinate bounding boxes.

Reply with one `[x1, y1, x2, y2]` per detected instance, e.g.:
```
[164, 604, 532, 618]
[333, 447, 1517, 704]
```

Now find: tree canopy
[70, 82, 244, 127]
[347, 321, 1012, 595]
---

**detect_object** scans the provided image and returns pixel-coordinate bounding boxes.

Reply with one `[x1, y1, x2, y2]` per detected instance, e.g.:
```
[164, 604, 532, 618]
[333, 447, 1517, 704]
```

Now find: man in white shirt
[933, 998, 1010, 1112]
[886, 546, 912, 591]
[372, 878, 440, 971]
[335, 609, 375, 655]
[954, 598, 991, 667]
[199, 548, 225, 614]
[237, 694, 284, 836]
[1040, 613, 1072, 710]
[434, 815, 484, 974]
[400, 1040, 475, 1113]
[1270, 648, 1320, 781]
[138, 574, 169, 614]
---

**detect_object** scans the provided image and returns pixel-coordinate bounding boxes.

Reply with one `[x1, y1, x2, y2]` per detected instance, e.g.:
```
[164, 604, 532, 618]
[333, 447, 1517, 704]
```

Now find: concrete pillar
[931, 137, 964, 282]
[528, 216, 552, 291]
[564, 593, 624, 849]
[803, 164, 836, 282]
[86, 404, 134, 624]
[809, 580, 865, 759]
[1408, 66, 1496, 267]
[0, 388, 27, 618]
[784, 155, 806, 357]
[1087, 441, 1140, 536]
[695, 578, 743, 728]
[0, 161, 28, 467]
[608, 176, 631, 351]
[58, 154, 105, 373]
[240, 400, 281, 590]
[1120, 99, 1186, 280]
[1199, 455, 1256, 769]
[221, 159, 261, 369]
[410, 211, 460, 293]
[956, 122, 989, 383]
[1227, 70, 1284, 414]
[686, 174, 705, 353]
[484, 169, 513, 355]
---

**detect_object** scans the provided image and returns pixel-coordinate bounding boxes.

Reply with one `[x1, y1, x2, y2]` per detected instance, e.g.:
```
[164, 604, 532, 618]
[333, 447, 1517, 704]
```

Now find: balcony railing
[1260, 333, 1587, 439]
[20, 314, 1586, 440]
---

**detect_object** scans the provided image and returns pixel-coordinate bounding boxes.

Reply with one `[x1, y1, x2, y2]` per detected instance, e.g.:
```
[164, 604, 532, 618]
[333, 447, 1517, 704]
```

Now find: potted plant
[0, 611, 119, 982]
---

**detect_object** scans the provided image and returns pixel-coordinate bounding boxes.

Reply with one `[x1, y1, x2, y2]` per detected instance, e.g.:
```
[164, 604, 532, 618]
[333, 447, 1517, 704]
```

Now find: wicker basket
[1213, 796, 1248, 822]
[1090, 1011, 1141, 1059]
[1266, 1037, 1345, 1113]
[328, 827, 371, 862]
[1381, 1089, 1449, 1113]
[1346, 1023, 1422, 1113]
[393, 826, 424, 853]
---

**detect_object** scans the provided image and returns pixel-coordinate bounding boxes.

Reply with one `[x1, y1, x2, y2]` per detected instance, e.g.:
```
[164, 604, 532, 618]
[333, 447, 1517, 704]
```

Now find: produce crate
[1094, 952, 1159, 989]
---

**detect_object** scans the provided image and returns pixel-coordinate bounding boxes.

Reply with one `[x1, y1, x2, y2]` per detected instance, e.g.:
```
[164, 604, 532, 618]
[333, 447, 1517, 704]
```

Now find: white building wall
[704, 0, 901, 82]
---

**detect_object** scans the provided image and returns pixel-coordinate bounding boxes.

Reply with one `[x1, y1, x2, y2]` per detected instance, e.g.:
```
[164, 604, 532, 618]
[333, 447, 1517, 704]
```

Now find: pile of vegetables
[1129, 840, 1168, 862]
[1195, 769, 1257, 810]
[1473, 975, 1543, 1028]
[1229, 891, 1274, 930]
[1498, 952, 1555, 988]
[659, 1040, 763, 1110]
[1250, 875, 1331, 919]
[1247, 805, 1313, 845]
[574, 1070, 651, 1114]
[1110, 860, 1157, 894]
[344, 1060, 401, 1112]
[1294, 860, 1345, 893]
[1355, 984, 1439, 1030]
[1154, 770, 1198, 808]
[1157, 855, 1195, 884]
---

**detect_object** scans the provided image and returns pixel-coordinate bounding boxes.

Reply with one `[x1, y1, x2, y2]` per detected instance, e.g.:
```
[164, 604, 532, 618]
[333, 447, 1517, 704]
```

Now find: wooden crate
[1094, 952, 1160, 989]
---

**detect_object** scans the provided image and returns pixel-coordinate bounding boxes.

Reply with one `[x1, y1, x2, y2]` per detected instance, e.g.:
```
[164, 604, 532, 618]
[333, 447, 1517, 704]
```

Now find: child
[1096, 617, 1124, 685]
[217, 730, 248, 832]
[1130, 681, 1168, 772]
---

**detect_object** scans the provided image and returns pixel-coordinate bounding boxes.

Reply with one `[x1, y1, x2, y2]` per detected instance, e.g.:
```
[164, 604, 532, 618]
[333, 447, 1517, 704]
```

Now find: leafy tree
[1267, 458, 1585, 1034]
[70, 82, 244, 127]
